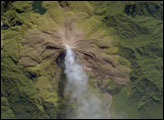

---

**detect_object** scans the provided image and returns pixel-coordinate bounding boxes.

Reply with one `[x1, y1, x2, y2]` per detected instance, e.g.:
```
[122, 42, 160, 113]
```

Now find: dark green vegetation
[91, 1, 163, 118]
[1, 1, 163, 119]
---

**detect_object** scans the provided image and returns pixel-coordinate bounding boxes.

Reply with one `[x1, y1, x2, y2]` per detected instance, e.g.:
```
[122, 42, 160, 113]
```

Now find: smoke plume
[64, 45, 110, 119]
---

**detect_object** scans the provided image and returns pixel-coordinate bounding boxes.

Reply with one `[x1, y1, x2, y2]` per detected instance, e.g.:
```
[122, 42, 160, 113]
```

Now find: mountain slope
[1, 1, 163, 119]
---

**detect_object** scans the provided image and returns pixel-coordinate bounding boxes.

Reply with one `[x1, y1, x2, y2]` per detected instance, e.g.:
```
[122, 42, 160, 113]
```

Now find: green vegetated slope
[90, 1, 163, 119]
[1, 1, 163, 119]
[1, 1, 56, 119]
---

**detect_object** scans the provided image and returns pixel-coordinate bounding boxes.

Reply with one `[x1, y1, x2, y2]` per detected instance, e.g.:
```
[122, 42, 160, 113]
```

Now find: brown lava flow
[19, 17, 130, 86]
